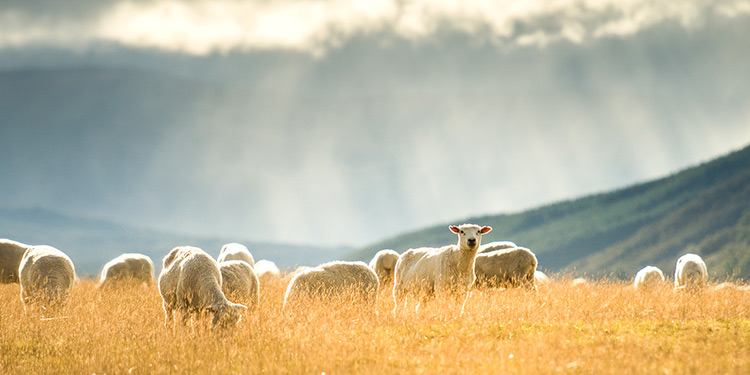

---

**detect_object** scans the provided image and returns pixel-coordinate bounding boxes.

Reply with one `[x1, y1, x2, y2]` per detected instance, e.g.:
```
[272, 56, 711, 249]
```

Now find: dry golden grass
[2, 275, 750, 374]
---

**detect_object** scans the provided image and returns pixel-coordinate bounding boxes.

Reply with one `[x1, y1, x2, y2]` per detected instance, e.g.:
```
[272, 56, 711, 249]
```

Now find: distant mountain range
[349, 144, 750, 280]
[0, 206, 352, 277]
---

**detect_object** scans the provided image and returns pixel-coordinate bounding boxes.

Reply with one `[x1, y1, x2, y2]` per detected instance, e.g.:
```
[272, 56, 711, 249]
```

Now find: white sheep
[0, 238, 30, 283]
[18, 245, 76, 312]
[283, 261, 379, 309]
[474, 246, 538, 289]
[158, 246, 247, 329]
[477, 241, 518, 254]
[534, 270, 551, 285]
[368, 249, 400, 288]
[393, 223, 492, 314]
[254, 259, 280, 283]
[98, 253, 154, 288]
[219, 260, 260, 311]
[633, 265, 665, 290]
[217, 243, 255, 267]
[674, 253, 708, 291]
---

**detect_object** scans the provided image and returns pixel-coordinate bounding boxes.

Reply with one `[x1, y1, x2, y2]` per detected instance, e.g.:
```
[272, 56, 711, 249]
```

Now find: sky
[1, 0, 750, 247]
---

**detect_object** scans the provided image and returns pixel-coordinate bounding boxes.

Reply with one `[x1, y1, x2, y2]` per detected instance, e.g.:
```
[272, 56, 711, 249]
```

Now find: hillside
[349, 144, 750, 279]
[0, 206, 351, 276]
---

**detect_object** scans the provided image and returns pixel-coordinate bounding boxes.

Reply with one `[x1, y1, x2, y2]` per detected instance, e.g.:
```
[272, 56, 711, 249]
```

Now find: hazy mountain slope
[349, 144, 750, 278]
[0, 207, 351, 277]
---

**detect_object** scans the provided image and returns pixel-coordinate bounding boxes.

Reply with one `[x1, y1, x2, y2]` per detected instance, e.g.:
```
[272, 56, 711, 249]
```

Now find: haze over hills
[349, 144, 750, 280]
[0, 206, 352, 276]
[2, 10, 750, 247]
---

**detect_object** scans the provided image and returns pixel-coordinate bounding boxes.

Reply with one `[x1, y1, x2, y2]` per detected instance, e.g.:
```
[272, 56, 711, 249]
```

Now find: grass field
[2, 275, 750, 374]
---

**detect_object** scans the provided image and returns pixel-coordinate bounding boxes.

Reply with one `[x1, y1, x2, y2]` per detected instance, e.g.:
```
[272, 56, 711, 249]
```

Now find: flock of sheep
[0, 224, 713, 328]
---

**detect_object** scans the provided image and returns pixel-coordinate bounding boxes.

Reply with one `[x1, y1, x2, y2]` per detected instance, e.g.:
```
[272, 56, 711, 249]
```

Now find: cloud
[1, 0, 749, 55]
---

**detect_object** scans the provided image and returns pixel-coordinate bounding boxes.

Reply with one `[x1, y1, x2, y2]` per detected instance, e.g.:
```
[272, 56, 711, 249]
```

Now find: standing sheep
[674, 253, 708, 291]
[283, 261, 379, 309]
[369, 249, 400, 289]
[217, 243, 255, 267]
[0, 238, 29, 283]
[219, 260, 260, 311]
[254, 259, 281, 283]
[393, 224, 492, 314]
[98, 253, 154, 288]
[474, 247, 538, 290]
[633, 266, 665, 290]
[18, 245, 76, 312]
[158, 246, 247, 329]
[477, 241, 518, 254]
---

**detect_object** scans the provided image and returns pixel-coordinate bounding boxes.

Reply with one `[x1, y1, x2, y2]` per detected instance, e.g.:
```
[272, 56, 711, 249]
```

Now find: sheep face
[208, 302, 247, 329]
[449, 224, 492, 250]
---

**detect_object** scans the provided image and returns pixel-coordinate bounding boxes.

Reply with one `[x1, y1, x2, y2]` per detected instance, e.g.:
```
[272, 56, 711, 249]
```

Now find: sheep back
[478, 241, 518, 254]
[219, 260, 260, 311]
[217, 243, 255, 267]
[99, 253, 154, 287]
[18, 245, 76, 311]
[674, 253, 708, 291]
[284, 261, 379, 308]
[634, 266, 665, 290]
[369, 249, 400, 287]
[0, 238, 29, 283]
[254, 259, 280, 283]
[474, 247, 538, 289]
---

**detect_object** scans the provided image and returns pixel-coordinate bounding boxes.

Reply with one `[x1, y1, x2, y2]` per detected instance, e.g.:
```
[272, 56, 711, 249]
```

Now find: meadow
[2, 275, 750, 374]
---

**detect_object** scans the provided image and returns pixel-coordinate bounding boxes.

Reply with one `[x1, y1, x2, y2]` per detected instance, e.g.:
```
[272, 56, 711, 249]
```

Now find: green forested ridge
[349, 145, 750, 279]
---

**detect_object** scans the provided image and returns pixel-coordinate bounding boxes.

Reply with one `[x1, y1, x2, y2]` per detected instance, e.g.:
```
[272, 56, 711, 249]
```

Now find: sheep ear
[480, 226, 492, 234]
[449, 226, 460, 234]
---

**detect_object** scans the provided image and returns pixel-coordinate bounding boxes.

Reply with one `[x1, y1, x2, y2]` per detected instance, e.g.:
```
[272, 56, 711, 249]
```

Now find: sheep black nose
[467, 239, 477, 246]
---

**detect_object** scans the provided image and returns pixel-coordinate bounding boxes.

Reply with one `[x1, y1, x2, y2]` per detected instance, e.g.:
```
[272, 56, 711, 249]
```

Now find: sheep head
[449, 224, 492, 251]
[208, 302, 248, 328]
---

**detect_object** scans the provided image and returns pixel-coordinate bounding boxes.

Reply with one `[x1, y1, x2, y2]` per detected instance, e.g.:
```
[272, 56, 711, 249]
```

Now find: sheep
[217, 243, 255, 267]
[674, 253, 708, 291]
[633, 266, 665, 290]
[98, 253, 154, 288]
[18, 245, 76, 312]
[219, 260, 260, 311]
[368, 249, 400, 289]
[254, 259, 280, 283]
[393, 223, 492, 314]
[283, 261, 379, 309]
[477, 241, 518, 254]
[158, 246, 247, 329]
[0, 238, 29, 283]
[534, 270, 551, 285]
[473, 247, 537, 290]
[571, 277, 589, 287]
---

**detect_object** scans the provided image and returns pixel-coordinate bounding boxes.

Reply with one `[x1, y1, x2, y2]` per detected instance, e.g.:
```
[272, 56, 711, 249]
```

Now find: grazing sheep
[369, 249, 400, 288]
[254, 259, 280, 283]
[219, 260, 260, 311]
[393, 223, 492, 313]
[571, 277, 589, 287]
[283, 261, 379, 309]
[217, 243, 255, 267]
[674, 253, 708, 291]
[633, 266, 665, 290]
[158, 246, 247, 329]
[18, 245, 76, 312]
[98, 253, 154, 287]
[477, 241, 518, 254]
[534, 270, 551, 285]
[0, 238, 29, 283]
[474, 247, 538, 289]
